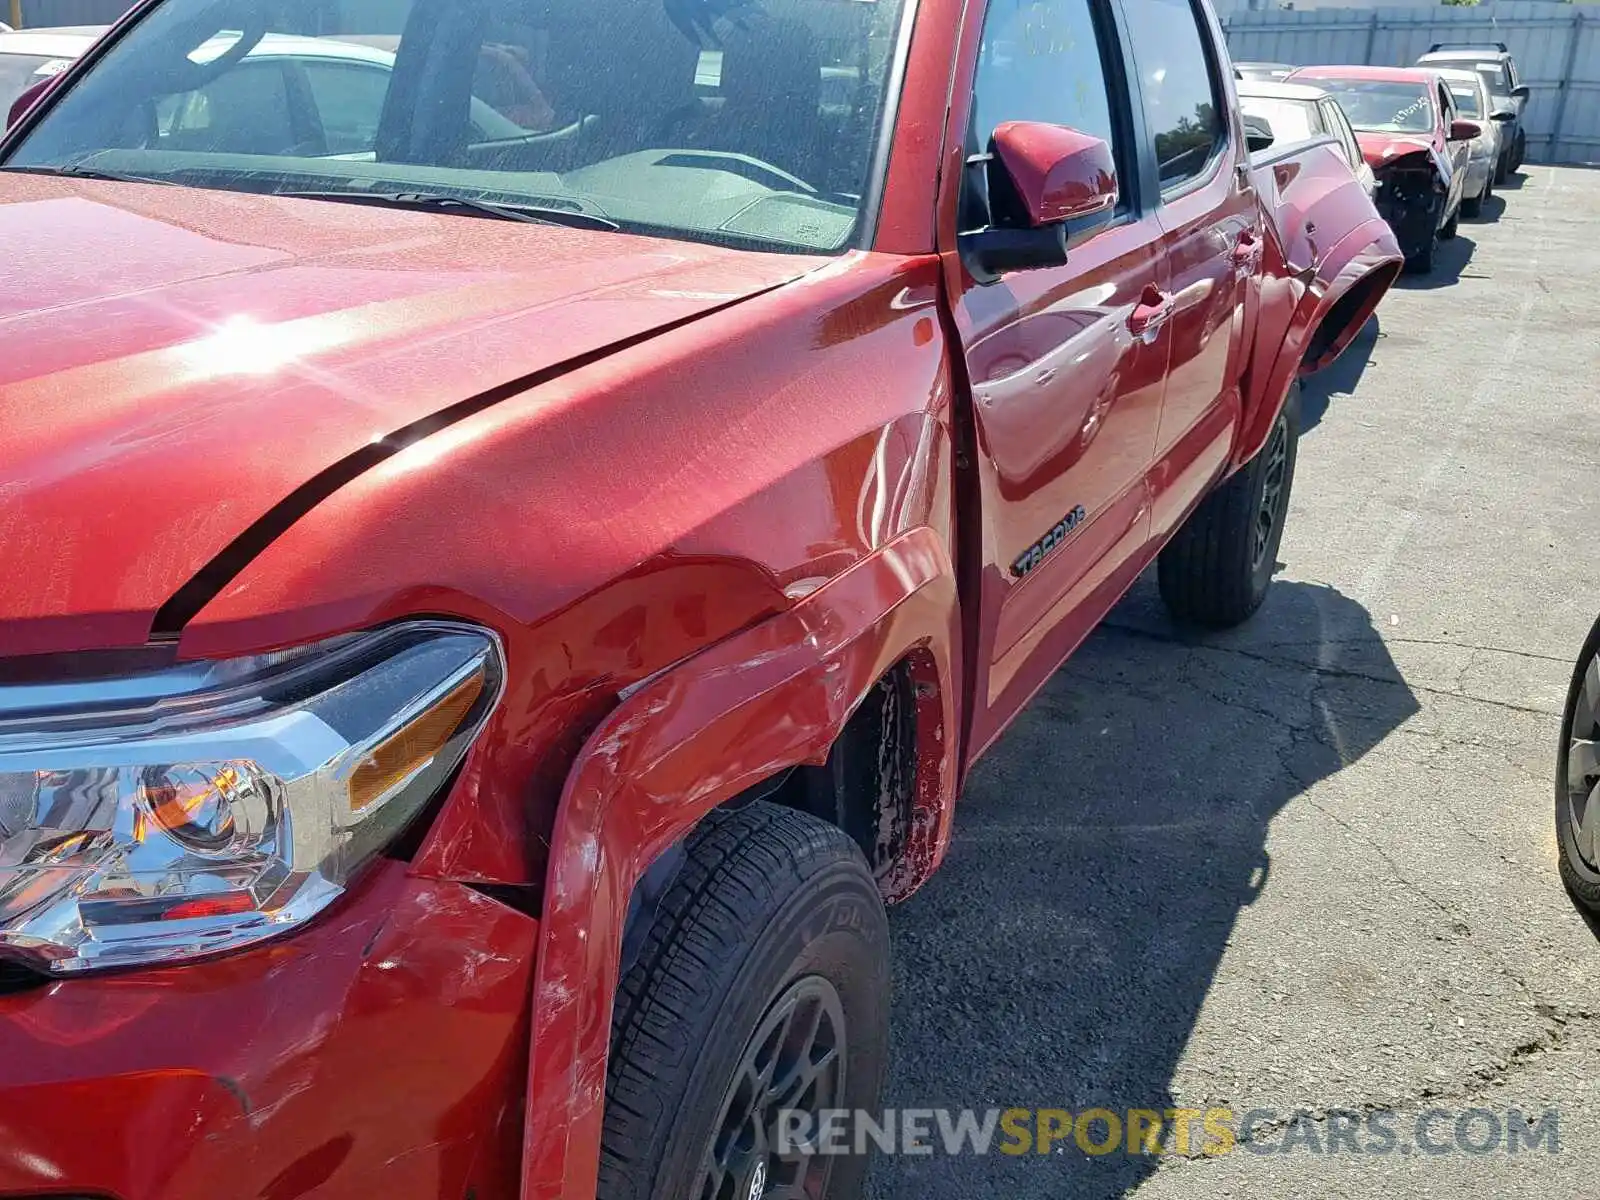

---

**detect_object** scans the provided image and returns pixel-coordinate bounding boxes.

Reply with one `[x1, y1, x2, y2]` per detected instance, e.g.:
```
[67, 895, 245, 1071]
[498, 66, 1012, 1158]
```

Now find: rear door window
[299, 60, 391, 154]
[1320, 98, 1361, 169]
[156, 61, 299, 154]
[1117, 0, 1227, 192]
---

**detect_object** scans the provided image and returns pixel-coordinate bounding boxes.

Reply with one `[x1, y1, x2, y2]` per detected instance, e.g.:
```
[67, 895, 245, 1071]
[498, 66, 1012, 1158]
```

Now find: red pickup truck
[0, 0, 1398, 1196]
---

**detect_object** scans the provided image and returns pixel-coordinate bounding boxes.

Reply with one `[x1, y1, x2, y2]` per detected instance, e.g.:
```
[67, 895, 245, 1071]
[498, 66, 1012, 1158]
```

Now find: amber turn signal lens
[347, 671, 485, 811]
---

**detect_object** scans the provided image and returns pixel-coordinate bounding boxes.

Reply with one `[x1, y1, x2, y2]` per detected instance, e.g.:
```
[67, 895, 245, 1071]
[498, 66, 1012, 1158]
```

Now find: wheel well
[619, 654, 933, 979]
[1301, 262, 1400, 374]
[770, 657, 921, 889]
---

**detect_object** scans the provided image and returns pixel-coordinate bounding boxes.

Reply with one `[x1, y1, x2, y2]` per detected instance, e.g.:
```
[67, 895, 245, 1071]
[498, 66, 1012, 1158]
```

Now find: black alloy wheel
[695, 976, 847, 1200]
[1251, 415, 1291, 576]
[1558, 617, 1600, 911]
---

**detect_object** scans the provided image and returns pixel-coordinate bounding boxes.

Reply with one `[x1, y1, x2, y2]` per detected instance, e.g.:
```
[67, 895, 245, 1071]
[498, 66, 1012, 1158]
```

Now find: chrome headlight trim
[0, 620, 504, 975]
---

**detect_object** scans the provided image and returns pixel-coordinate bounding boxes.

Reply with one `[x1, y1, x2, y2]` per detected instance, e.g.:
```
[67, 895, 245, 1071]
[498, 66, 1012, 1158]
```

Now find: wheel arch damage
[1235, 214, 1402, 467]
[520, 527, 960, 1200]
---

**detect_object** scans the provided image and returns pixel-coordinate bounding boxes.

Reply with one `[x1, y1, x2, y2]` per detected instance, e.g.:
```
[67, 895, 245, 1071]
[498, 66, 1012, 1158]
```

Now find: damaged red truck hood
[0, 178, 826, 657]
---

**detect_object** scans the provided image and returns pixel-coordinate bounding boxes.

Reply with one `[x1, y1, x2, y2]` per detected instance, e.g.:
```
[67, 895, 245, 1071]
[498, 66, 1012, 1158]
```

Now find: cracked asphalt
[870, 164, 1600, 1199]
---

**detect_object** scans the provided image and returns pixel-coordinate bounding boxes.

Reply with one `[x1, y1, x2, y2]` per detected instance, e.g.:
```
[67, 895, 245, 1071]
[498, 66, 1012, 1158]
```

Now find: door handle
[1231, 230, 1263, 273]
[1128, 283, 1175, 338]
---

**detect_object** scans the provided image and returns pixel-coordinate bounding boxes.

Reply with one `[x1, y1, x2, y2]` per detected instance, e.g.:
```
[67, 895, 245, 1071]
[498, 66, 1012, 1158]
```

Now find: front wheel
[1158, 380, 1300, 628]
[1403, 225, 1437, 274]
[599, 801, 890, 1200]
[1440, 208, 1460, 240]
[1556, 617, 1600, 912]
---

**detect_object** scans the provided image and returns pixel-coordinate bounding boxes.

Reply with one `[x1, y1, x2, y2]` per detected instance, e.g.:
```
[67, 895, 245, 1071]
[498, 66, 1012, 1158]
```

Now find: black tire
[1512, 131, 1526, 173]
[1462, 189, 1483, 219]
[600, 801, 890, 1200]
[1404, 230, 1436, 274]
[1494, 151, 1510, 185]
[1440, 208, 1459, 240]
[1556, 616, 1600, 912]
[1158, 380, 1300, 629]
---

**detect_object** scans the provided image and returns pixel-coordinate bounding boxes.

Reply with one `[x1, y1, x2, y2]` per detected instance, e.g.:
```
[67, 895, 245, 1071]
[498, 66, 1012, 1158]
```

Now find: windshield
[1475, 62, 1510, 96]
[1238, 96, 1316, 144]
[0, 51, 73, 114]
[1446, 81, 1483, 117]
[1315, 81, 1433, 134]
[2, 0, 910, 254]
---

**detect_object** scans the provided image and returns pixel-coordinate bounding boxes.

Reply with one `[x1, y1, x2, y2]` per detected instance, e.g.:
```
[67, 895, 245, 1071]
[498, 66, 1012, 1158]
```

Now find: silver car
[1416, 43, 1528, 179]
[1235, 78, 1376, 197]
[1433, 67, 1500, 217]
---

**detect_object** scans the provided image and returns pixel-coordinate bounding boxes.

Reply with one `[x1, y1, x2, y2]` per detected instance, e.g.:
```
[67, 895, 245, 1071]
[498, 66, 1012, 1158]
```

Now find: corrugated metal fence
[9, 0, 128, 27]
[1222, 2, 1599, 164]
[10, 0, 1598, 163]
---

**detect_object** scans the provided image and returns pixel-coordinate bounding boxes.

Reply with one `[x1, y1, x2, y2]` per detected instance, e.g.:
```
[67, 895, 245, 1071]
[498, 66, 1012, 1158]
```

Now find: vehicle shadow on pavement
[1473, 193, 1507, 223]
[870, 576, 1421, 1200]
[1394, 234, 1476, 291]
[1300, 315, 1378, 435]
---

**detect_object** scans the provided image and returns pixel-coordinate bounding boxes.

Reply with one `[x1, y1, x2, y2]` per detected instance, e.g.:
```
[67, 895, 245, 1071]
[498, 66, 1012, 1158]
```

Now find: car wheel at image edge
[598, 800, 890, 1200]
[1158, 379, 1300, 629]
[1556, 616, 1600, 913]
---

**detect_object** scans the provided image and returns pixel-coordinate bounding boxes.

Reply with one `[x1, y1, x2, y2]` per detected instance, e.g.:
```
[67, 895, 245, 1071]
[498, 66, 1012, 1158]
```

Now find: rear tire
[599, 801, 890, 1200]
[1158, 380, 1300, 629]
[1440, 209, 1459, 240]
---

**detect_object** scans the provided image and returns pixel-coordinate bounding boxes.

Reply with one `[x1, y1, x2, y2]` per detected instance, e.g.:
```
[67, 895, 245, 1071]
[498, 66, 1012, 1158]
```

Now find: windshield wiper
[274, 190, 619, 232]
[0, 163, 172, 185]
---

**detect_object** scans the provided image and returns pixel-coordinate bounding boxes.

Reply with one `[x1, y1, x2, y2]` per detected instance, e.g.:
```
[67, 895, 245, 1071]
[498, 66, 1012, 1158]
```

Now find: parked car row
[1235, 42, 1530, 273]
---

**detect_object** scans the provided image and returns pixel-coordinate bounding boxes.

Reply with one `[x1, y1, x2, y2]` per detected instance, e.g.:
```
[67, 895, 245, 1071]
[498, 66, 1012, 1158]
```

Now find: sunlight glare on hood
[175, 314, 348, 379]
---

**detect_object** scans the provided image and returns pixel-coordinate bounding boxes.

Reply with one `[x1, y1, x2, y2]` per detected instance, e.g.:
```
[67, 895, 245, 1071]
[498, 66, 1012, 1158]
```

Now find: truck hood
[0, 177, 828, 656]
[1356, 131, 1436, 170]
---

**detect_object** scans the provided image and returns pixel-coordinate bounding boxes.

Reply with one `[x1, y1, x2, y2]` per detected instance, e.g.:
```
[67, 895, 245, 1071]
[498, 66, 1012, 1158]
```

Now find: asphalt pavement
[870, 164, 1600, 1199]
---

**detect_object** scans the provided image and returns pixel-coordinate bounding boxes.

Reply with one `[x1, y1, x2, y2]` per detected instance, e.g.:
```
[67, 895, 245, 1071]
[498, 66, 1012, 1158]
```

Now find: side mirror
[1448, 118, 1482, 142]
[1511, 84, 1530, 100]
[960, 121, 1117, 282]
[7, 75, 59, 130]
[1243, 115, 1275, 153]
[990, 121, 1118, 226]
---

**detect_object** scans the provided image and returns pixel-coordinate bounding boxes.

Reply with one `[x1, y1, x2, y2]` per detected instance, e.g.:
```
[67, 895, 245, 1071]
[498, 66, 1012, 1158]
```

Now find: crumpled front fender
[1236, 213, 1401, 465]
[518, 526, 960, 1200]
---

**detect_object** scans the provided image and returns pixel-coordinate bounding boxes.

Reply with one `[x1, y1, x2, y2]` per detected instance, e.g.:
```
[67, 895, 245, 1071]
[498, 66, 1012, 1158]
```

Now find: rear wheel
[1512, 130, 1526, 172]
[1158, 380, 1300, 629]
[599, 801, 890, 1200]
[1557, 617, 1600, 913]
[1441, 209, 1460, 240]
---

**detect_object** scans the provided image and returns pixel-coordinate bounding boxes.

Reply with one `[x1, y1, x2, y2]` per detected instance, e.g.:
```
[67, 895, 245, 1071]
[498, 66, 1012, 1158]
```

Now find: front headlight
[0, 621, 502, 975]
